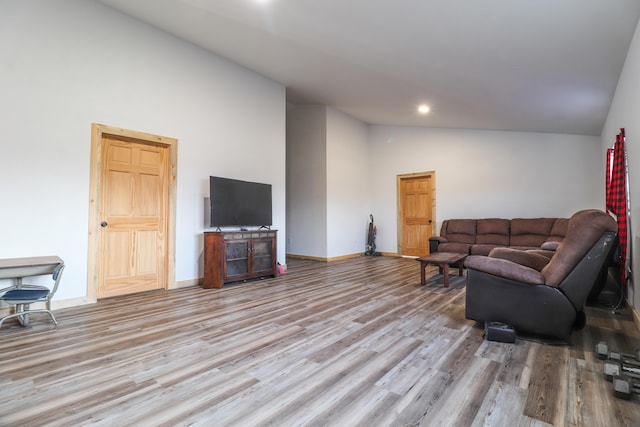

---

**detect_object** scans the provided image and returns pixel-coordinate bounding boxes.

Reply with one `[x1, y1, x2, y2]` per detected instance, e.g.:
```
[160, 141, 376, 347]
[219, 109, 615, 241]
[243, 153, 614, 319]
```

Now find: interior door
[398, 173, 435, 257]
[98, 134, 169, 298]
[88, 124, 177, 300]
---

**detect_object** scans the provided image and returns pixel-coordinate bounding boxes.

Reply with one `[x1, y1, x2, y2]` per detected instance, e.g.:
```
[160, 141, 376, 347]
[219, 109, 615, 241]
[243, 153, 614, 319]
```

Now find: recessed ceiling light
[418, 104, 430, 114]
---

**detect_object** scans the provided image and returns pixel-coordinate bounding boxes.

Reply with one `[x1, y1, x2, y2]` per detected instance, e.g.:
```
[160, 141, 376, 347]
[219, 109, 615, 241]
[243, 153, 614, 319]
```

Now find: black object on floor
[485, 322, 516, 343]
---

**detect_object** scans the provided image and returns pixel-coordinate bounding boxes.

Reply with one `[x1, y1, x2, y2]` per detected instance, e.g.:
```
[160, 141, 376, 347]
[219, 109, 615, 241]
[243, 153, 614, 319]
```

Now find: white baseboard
[172, 278, 202, 289]
[52, 297, 97, 310]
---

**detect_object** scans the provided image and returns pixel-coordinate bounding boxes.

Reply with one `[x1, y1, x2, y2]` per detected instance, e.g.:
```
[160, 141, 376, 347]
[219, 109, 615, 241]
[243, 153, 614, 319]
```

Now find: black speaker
[485, 322, 516, 343]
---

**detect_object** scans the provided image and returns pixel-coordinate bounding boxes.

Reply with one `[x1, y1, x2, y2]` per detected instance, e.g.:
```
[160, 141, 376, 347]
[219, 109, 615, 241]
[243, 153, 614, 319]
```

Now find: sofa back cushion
[443, 219, 476, 244]
[509, 218, 556, 248]
[547, 218, 569, 242]
[475, 218, 510, 245]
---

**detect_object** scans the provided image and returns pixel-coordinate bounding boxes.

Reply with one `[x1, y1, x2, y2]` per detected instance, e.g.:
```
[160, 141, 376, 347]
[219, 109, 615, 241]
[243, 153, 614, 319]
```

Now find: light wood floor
[0, 256, 639, 426]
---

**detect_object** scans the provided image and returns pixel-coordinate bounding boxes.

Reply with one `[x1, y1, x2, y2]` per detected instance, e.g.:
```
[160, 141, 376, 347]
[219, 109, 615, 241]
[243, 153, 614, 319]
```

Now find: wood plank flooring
[0, 256, 639, 426]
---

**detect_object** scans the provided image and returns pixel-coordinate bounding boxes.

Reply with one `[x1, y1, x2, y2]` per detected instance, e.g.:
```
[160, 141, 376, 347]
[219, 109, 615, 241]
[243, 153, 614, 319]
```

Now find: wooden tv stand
[203, 230, 277, 289]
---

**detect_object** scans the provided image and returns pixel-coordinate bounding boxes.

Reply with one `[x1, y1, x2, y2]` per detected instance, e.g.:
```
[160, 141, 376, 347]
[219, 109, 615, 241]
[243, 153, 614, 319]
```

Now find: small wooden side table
[416, 252, 467, 287]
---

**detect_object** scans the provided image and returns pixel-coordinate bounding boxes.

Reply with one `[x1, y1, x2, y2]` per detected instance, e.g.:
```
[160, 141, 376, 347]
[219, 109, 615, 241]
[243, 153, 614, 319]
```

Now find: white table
[0, 256, 64, 288]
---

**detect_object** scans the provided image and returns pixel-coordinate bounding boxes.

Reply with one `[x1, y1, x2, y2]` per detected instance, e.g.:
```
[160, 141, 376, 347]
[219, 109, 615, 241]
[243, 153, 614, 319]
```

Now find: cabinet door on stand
[253, 238, 275, 276]
[224, 239, 250, 281]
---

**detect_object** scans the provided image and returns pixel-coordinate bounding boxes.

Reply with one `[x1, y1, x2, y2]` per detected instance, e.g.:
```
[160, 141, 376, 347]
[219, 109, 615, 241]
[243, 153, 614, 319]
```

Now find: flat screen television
[209, 176, 272, 228]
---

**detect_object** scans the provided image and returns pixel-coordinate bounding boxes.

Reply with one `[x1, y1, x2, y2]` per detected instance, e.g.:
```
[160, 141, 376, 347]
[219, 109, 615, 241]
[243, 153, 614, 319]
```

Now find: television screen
[210, 176, 272, 227]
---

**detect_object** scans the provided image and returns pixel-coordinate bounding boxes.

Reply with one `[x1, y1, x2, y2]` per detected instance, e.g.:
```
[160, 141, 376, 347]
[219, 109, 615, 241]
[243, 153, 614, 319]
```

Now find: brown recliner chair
[464, 209, 617, 341]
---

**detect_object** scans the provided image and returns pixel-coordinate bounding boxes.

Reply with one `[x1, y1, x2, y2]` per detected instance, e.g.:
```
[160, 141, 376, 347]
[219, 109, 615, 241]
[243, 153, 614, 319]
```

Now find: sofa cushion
[538, 219, 568, 251]
[465, 255, 545, 285]
[444, 219, 476, 244]
[548, 218, 569, 241]
[509, 218, 557, 247]
[541, 241, 560, 251]
[488, 247, 551, 271]
[475, 218, 510, 245]
[470, 244, 501, 256]
[527, 249, 556, 259]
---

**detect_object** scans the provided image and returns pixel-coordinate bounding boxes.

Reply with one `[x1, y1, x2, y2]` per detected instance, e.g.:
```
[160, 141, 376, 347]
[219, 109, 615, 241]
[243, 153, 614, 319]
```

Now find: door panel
[138, 174, 161, 216]
[104, 231, 130, 278]
[107, 171, 133, 216]
[399, 173, 434, 257]
[136, 230, 159, 274]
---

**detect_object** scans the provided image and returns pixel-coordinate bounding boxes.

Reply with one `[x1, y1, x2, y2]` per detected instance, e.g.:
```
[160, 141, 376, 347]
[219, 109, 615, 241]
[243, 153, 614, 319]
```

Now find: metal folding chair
[0, 262, 65, 328]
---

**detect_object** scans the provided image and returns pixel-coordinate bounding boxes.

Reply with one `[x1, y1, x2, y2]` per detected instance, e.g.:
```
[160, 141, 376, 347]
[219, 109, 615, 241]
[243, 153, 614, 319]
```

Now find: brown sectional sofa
[429, 217, 569, 256]
[464, 209, 617, 341]
[425, 210, 617, 342]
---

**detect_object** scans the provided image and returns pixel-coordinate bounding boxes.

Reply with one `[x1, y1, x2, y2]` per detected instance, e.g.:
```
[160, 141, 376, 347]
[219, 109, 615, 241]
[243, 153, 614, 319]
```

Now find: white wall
[602, 17, 640, 310]
[326, 108, 370, 258]
[286, 106, 369, 259]
[368, 126, 603, 254]
[286, 105, 327, 257]
[0, 1, 286, 302]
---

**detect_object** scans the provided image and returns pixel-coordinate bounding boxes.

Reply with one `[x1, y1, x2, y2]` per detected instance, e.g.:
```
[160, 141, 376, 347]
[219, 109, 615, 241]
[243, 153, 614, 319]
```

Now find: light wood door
[98, 135, 169, 298]
[398, 173, 435, 257]
[88, 124, 177, 300]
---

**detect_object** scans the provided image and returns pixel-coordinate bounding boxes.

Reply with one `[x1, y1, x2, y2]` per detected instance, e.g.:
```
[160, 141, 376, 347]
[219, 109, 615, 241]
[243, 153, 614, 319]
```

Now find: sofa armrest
[488, 247, 551, 271]
[465, 255, 545, 285]
[429, 236, 447, 253]
[541, 241, 561, 251]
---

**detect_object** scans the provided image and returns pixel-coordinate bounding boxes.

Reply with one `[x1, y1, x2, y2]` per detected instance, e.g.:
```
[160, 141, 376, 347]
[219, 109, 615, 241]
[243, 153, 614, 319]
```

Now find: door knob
[100, 221, 108, 227]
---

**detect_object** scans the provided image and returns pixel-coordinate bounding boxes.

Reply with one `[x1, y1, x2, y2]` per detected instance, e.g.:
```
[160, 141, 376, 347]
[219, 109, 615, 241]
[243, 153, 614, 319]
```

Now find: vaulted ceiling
[98, 0, 640, 135]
